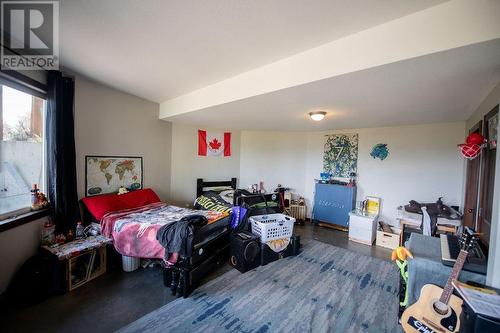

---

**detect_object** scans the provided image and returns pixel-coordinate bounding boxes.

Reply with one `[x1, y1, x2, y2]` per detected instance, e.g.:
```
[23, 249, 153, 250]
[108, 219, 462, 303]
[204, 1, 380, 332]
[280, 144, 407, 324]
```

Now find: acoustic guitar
[400, 228, 478, 333]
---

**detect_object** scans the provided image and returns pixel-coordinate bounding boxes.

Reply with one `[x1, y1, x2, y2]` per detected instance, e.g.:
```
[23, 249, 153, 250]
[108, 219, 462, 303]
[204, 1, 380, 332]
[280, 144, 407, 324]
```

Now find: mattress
[100, 202, 230, 259]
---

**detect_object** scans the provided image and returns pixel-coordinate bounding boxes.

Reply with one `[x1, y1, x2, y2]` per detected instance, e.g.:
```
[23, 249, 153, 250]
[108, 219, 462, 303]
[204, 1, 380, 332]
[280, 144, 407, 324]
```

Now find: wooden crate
[376, 228, 401, 249]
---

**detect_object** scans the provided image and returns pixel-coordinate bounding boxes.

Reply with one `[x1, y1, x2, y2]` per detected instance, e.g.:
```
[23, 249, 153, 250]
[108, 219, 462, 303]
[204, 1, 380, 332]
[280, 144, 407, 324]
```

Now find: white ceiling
[167, 39, 500, 131]
[59, 0, 447, 102]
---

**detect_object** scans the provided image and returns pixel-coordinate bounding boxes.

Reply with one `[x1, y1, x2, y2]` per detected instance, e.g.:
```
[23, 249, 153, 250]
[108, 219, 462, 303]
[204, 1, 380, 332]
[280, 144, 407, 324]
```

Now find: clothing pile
[156, 215, 208, 267]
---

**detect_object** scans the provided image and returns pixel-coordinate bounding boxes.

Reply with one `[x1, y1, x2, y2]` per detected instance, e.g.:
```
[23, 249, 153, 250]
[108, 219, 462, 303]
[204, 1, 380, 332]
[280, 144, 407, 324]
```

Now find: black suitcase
[260, 235, 300, 266]
[230, 231, 261, 273]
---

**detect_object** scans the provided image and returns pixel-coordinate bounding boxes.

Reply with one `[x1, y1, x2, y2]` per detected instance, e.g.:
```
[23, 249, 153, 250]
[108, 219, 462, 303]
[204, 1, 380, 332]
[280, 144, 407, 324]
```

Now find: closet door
[478, 105, 498, 246]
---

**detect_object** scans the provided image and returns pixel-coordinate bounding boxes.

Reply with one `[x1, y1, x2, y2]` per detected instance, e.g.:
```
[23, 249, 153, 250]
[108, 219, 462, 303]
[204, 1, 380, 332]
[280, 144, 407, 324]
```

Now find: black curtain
[46, 71, 80, 232]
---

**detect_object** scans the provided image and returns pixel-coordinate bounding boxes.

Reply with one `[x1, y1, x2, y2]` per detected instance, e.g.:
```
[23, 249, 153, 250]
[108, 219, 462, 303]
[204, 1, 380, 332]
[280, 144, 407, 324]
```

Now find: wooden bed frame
[165, 178, 284, 297]
[196, 177, 237, 198]
[164, 178, 238, 297]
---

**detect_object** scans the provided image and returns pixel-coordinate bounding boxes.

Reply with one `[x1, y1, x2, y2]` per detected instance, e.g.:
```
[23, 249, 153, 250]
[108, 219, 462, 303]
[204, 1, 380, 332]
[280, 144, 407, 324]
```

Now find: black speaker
[260, 235, 301, 266]
[230, 231, 260, 273]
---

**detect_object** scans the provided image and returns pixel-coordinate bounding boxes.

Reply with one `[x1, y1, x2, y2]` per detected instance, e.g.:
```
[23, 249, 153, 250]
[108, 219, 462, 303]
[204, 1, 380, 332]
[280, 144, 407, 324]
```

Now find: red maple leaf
[209, 138, 222, 150]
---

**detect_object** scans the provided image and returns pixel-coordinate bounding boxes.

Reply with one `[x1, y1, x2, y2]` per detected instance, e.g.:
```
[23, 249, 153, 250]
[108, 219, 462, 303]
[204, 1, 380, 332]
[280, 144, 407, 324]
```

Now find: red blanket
[101, 202, 228, 259]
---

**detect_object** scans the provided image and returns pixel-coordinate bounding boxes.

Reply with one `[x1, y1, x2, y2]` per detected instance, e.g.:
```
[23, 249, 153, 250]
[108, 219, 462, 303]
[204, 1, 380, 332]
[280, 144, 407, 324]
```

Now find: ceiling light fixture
[309, 111, 326, 121]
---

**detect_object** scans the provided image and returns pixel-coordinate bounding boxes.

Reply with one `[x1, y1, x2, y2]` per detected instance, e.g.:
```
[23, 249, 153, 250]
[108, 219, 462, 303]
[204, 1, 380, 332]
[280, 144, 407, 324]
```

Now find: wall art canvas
[323, 134, 359, 178]
[85, 156, 143, 196]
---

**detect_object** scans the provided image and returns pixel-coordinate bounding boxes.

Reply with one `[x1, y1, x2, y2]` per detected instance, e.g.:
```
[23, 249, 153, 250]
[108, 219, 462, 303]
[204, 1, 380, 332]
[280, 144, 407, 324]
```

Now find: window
[0, 83, 47, 219]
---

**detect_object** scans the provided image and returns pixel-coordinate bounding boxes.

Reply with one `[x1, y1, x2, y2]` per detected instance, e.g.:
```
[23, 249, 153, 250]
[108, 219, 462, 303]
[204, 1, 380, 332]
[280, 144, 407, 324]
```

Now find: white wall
[0, 217, 47, 293]
[240, 122, 465, 226]
[307, 123, 466, 225]
[465, 81, 500, 288]
[74, 75, 172, 200]
[240, 131, 307, 195]
[169, 123, 240, 206]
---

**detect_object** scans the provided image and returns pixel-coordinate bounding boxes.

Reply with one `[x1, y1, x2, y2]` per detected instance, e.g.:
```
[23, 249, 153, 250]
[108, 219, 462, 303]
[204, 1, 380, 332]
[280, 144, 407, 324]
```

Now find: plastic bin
[122, 255, 140, 272]
[250, 213, 295, 242]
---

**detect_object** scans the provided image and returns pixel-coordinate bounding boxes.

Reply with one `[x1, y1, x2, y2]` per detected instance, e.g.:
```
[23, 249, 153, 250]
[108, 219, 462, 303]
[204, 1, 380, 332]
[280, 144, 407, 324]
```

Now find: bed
[80, 178, 284, 297]
[196, 177, 284, 214]
[80, 183, 236, 256]
[80, 179, 239, 296]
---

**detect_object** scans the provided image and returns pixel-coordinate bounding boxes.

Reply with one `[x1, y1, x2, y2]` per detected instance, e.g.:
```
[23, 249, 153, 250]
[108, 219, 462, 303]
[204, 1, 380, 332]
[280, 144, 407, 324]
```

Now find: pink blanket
[101, 202, 228, 259]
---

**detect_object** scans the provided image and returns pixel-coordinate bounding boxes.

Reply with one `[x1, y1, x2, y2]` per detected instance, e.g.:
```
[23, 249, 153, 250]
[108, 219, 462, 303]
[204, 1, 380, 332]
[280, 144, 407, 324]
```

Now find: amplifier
[460, 300, 500, 333]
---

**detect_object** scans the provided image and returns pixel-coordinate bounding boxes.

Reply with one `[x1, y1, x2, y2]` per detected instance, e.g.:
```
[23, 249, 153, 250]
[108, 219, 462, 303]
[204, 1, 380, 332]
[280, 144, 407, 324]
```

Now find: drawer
[349, 223, 372, 242]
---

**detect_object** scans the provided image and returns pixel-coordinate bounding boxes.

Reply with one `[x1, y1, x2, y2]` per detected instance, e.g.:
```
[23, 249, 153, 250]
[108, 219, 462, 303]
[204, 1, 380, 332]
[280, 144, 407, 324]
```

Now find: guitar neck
[439, 249, 468, 304]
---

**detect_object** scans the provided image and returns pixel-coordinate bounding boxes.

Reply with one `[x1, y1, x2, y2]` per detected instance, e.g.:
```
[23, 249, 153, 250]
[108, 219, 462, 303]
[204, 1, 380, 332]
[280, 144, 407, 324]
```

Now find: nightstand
[42, 235, 112, 291]
[348, 210, 379, 245]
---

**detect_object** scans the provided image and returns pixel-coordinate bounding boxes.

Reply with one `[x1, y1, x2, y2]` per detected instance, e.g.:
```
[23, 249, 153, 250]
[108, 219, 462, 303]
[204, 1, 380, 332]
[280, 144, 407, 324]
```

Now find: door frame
[463, 120, 483, 229]
[478, 104, 499, 247]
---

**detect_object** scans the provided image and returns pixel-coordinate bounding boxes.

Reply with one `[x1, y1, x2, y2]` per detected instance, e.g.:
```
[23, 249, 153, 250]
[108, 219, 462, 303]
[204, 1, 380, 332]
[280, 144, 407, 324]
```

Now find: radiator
[288, 205, 306, 222]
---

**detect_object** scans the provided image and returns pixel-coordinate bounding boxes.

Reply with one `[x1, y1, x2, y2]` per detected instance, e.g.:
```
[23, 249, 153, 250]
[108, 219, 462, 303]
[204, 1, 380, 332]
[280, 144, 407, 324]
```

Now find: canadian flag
[198, 130, 231, 156]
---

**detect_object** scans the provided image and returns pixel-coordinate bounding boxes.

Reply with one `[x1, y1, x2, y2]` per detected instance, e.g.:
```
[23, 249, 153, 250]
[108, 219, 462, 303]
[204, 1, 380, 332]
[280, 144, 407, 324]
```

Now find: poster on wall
[323, 134, 359, 178]
[85, 156, 143, 196]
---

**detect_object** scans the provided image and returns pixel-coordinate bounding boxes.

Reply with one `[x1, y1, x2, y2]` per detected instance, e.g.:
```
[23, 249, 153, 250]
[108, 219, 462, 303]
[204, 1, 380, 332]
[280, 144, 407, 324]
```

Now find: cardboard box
[376, 227, 401, 249]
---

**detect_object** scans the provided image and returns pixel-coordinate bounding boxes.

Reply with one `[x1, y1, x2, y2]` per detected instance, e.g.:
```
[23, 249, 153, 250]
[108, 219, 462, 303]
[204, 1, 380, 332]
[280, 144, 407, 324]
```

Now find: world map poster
[85, 156, 143, 196]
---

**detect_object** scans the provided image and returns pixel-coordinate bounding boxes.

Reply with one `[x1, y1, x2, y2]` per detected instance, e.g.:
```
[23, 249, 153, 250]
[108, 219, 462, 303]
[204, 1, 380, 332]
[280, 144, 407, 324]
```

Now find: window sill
[0, 208, 51, 233]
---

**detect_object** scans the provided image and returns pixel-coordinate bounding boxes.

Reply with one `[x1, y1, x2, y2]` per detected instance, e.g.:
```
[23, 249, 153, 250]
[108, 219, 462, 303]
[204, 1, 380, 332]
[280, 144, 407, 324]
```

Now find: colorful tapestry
[42, 235, 112, 260]
[323, 134, 358, 178]
[85, 156, 143, 196]
[194, 191, 233, 214]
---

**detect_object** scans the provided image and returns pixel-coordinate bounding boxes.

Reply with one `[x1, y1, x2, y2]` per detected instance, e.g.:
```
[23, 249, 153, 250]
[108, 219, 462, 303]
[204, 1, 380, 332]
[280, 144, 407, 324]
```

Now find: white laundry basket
[250, 213, 295, 242]
[122, 255, 140, 272]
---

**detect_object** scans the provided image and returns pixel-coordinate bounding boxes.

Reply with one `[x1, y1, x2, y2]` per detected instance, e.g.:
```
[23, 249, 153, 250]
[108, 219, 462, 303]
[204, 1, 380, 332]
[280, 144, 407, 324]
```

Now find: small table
[43, 235, 112, 291]
[396, 207, 462, 245]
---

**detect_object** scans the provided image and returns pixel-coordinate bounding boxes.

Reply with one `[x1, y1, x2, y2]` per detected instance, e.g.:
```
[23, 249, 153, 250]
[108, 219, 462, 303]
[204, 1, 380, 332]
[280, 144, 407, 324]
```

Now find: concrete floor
[0, 223, 392, 333]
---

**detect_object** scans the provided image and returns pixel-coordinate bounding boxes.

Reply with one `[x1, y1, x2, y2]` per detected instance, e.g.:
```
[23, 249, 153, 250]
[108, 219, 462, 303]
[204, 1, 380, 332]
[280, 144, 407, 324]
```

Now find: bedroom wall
[240, 122, 466, 226]
[239, 131, 308, 196]
[74, 75, 172, 200]
[169, 123, 241, 207]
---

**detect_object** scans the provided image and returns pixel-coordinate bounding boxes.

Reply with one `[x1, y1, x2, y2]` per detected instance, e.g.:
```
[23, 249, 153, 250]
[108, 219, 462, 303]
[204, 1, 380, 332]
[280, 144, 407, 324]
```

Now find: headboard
[196, 178, 237, 198]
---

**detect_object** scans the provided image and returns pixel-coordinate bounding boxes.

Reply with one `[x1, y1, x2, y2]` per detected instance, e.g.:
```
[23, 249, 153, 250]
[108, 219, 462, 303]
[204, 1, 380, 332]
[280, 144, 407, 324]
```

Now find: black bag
[7, 252, 61, 306]
[235, 194, 278, 233]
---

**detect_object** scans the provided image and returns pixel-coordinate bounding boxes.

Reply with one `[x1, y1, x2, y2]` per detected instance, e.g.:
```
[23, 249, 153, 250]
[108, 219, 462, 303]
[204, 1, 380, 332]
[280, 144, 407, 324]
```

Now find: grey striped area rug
[118, 240, 400, 333]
